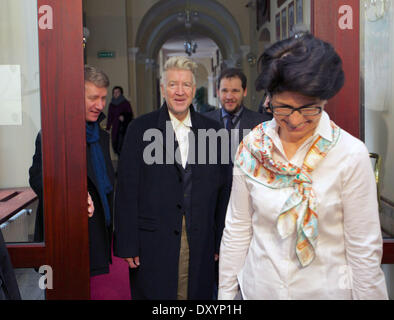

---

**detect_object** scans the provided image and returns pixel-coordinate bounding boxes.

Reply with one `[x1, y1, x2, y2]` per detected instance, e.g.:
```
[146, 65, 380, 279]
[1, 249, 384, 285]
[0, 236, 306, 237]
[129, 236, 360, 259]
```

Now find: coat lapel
[157, 103, 184, 178]
[189, 107, 203, 183]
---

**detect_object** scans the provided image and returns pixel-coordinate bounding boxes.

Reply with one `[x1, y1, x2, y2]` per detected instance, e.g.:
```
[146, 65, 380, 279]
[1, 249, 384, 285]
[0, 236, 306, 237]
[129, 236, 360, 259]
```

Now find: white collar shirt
[218, 111, 388, 300]
[169, 109, 192, 169]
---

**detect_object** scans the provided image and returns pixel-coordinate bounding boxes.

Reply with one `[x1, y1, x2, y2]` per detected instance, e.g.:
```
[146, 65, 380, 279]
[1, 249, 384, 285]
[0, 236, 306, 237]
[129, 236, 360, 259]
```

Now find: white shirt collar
[315, 111, 333, 142]
[264, 111, 333, 164]
[168, 109, 192, 129]
[168, 109, 191, 169]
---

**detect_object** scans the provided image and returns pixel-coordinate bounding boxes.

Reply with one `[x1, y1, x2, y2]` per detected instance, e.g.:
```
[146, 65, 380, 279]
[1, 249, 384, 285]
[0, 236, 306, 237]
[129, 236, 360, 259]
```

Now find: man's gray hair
[84, 65, 110, 88]
[162, 56, 198, 85]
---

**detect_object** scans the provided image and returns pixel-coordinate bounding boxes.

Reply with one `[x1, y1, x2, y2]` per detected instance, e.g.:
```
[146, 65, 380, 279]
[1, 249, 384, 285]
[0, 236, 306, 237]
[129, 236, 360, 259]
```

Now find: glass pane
[361, 1, 394, 240]
[0, 0, 43, 243]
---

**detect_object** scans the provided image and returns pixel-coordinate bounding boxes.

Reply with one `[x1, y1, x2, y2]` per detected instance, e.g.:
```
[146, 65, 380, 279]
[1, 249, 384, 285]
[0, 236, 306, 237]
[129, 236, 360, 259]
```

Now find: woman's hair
[112, 86, 124, 95]
[255, 33, 344, 100]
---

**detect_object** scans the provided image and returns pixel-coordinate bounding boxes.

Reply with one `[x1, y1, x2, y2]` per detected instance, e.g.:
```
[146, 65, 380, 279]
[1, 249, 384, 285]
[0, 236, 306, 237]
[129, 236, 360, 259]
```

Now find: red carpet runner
[90, 247, 131, 300]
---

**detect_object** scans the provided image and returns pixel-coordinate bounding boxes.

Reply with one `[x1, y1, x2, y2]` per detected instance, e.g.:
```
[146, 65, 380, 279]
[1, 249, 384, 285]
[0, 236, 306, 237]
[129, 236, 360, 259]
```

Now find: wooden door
[6, 0, 90, 299]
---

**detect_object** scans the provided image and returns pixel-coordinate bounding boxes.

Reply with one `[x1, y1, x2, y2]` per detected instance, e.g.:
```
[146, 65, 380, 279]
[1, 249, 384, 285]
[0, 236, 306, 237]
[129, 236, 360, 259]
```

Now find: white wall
[84, 0, 131, 116]
[0, 0, 41, 188]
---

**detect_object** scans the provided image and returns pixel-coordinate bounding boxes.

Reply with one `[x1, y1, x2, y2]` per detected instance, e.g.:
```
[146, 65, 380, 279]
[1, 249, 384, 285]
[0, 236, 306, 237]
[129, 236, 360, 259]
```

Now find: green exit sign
[97, 51, 115, 58]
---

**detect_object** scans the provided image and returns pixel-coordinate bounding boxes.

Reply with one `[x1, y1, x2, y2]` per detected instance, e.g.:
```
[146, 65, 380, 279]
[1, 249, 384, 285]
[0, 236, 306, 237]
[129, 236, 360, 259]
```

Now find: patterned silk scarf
[235, 121, 340, 267]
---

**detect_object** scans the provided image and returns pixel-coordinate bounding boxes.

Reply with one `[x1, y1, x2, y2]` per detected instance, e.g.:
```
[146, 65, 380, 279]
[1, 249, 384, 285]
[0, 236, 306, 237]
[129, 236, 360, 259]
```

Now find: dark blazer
[29, 122, 115, 277]
[0, 231, 21, 300]
[114, 103, 231, 300]
[205, 106, 272, 144]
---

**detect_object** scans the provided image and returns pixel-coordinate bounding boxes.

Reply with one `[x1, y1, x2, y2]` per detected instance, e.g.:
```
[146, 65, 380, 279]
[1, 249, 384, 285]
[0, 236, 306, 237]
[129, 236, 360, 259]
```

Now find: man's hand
[119, 115, 125, 122]
[88, 192, 94, 218]
[125, 256, 140, 268]
[214, 253, 219, 262]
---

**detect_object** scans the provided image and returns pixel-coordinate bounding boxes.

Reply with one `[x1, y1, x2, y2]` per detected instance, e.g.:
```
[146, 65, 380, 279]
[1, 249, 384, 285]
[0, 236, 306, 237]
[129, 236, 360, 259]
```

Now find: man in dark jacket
[84, 66, 115, 277]
[0, 230, 21, 300]
[114, 56, 231, 300]
[29, 65, 114, 280]
[205, 68, 272, 163]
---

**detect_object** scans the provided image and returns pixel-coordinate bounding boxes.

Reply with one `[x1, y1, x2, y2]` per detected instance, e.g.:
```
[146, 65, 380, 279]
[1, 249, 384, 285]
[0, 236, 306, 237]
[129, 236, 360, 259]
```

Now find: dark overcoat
[29, 132, 45, 242]
[29, 122, 115, 276]
[114, 103, 231, 300]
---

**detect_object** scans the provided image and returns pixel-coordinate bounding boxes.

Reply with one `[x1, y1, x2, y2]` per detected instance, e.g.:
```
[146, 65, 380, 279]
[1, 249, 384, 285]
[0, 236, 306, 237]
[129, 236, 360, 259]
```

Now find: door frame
[7, 0, 90, 299]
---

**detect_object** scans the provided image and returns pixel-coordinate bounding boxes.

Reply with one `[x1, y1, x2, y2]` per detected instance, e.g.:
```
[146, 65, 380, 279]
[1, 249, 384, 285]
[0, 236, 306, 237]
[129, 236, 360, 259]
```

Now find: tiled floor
[14, 268, 45, 300]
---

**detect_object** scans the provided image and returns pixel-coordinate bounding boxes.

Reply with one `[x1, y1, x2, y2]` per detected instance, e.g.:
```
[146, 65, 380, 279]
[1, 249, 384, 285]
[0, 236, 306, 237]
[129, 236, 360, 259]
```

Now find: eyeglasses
[268, 102, 322, 116]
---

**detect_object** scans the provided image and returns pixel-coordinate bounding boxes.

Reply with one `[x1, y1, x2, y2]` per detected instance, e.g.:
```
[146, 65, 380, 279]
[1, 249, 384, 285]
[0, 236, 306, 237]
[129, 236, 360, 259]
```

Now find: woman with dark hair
[218, 33, 388, 300]
[106, 86, 134, 155]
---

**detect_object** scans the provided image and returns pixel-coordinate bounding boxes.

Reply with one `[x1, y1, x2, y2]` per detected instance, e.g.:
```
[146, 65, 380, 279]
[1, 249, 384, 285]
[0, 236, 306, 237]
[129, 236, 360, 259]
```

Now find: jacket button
[174, 230, 180, 235]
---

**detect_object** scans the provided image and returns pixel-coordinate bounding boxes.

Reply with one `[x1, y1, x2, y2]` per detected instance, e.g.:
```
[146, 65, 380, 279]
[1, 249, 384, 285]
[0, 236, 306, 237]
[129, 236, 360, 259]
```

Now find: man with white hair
[114, 56, 231, 299]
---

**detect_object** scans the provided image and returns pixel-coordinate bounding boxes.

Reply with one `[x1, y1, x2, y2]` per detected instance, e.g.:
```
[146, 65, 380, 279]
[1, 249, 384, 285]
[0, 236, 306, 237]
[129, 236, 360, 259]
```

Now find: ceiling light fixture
[184, 40, 198, 56]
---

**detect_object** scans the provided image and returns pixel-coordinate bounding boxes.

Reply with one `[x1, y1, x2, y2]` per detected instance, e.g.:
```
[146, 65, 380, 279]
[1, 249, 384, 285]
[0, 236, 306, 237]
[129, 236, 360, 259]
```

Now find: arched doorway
[134, 0, 244, 115]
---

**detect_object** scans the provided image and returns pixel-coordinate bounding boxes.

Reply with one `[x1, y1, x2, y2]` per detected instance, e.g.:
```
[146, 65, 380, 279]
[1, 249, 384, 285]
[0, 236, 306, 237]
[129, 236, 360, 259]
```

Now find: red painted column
[313, 0, 360, 139]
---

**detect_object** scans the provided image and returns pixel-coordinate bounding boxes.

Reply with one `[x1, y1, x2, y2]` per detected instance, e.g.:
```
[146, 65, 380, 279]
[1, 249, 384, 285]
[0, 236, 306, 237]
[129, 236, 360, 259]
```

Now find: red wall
[312, 0, 360, 139]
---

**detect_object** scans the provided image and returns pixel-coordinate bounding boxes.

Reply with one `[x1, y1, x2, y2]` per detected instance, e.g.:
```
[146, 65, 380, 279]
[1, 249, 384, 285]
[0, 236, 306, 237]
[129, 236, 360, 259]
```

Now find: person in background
[106, 86, 134, 156]
[219, 33, 388, 300]
[193, 86, 215, 113]
[206, 68, 272, 164]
